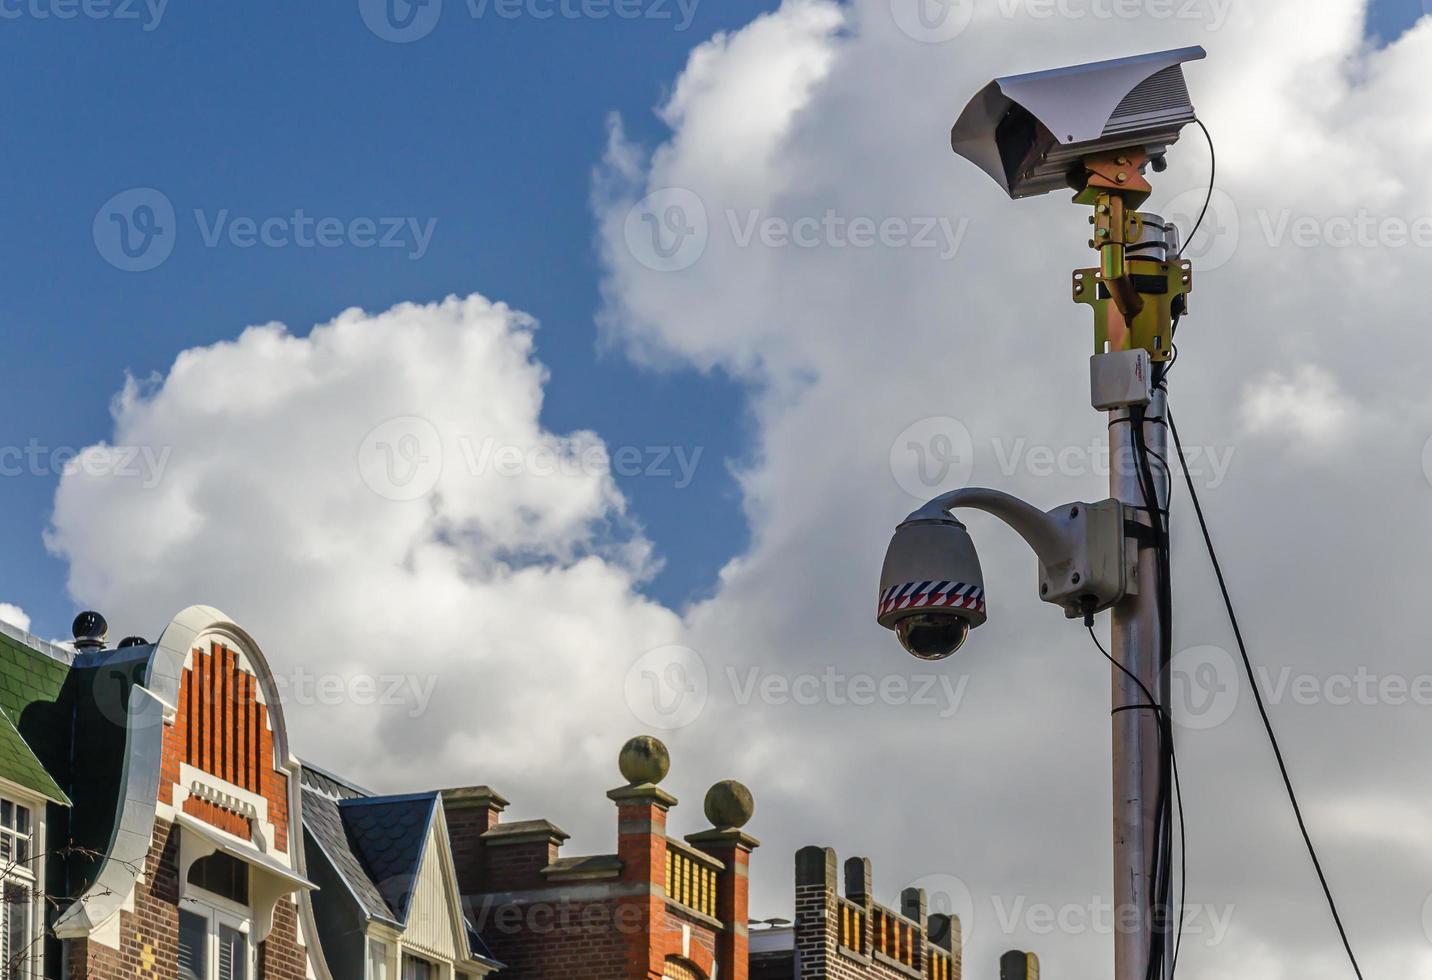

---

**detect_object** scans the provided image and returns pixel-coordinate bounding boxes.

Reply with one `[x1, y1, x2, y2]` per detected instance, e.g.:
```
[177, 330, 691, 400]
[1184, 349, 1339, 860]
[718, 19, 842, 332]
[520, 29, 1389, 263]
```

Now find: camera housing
[877, 515, 987, 661]
[951, 46, 1206, 200]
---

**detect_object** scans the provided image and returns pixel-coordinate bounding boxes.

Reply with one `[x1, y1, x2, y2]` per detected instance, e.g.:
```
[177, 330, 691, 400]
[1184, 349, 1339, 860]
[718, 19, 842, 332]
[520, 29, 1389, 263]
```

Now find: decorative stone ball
[618, 735, 671, 786]
[704, 780, 755, 830]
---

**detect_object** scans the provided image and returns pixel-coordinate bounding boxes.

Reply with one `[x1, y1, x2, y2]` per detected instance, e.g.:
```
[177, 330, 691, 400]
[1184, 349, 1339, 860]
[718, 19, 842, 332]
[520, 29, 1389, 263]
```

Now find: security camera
[878, 490, 1133, 660]
[877, 514, 987, 661]
[951, 46, 1206, 200]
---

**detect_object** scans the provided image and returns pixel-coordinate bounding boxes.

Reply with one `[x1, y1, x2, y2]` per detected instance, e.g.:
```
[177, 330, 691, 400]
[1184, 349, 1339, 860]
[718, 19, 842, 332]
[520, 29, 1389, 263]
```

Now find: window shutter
[178, 910, 208, 980]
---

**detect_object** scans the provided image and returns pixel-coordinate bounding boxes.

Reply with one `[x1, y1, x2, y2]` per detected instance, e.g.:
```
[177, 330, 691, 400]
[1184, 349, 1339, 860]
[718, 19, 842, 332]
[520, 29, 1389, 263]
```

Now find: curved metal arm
[907, 487, 1068, 569]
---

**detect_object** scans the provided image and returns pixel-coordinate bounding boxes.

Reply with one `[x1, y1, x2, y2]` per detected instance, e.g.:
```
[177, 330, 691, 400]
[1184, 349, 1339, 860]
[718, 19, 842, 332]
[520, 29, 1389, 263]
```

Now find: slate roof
[338, 793, 440, 925]
[299, 763, 499, 966]
[300, 784, 400, 926]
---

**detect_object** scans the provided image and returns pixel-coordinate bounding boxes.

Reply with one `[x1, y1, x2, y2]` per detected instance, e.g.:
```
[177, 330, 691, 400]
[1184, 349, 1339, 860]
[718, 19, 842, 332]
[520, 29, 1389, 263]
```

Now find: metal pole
[1109, 387, 1168, 980]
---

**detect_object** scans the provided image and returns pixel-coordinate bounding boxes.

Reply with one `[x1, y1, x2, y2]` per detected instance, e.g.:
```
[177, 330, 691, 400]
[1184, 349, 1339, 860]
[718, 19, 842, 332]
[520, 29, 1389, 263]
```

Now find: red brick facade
[160, 640, 289, 853]
[63, 819, 309, 980]
[444, 780, 752, 980]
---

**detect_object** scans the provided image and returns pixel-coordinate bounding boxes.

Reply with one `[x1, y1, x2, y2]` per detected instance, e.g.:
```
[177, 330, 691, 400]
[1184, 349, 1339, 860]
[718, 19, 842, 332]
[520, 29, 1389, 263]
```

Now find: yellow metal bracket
[1072, 256, 1191, 362]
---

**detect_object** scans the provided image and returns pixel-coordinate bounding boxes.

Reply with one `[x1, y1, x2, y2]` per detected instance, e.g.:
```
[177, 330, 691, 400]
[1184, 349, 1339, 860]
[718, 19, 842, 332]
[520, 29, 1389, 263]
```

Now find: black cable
[1178, 119, 1215, 259]
[1130, 405, 1179, 979]
[1087, 623, 1187, 977]
[1167, 410, 1365, 980]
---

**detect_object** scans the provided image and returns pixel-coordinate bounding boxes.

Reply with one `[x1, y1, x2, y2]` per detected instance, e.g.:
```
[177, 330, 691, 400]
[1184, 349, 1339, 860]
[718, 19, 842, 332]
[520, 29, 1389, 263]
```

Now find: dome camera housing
[877, 516, 987, 661]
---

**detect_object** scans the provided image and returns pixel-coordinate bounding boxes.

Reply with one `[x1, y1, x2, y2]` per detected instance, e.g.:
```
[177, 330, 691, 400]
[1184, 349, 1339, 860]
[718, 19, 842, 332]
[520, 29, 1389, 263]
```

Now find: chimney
[441, 785, 510, 897]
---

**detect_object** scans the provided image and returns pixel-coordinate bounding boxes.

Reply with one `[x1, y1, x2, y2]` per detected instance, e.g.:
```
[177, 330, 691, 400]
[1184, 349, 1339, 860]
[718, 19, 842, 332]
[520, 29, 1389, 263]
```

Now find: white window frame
[0, 786, 45, 980]
[179, 887, 255, 980]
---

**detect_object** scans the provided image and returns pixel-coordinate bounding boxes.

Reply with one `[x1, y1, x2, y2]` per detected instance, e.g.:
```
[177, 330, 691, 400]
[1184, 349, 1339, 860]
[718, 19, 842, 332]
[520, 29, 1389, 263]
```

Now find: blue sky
[0, 0, 1419, 639]
[0, 0, 789, 637]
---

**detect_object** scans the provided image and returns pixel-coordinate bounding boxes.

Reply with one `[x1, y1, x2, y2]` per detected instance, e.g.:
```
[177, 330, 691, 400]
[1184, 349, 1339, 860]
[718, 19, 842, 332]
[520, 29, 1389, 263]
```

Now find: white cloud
[591, 1, 1432, 975]
[44, 1, 1432, 976]
[1240, 365, 1355, 448]
[46, 295, 685, 841]
[0, 604, 31, 633]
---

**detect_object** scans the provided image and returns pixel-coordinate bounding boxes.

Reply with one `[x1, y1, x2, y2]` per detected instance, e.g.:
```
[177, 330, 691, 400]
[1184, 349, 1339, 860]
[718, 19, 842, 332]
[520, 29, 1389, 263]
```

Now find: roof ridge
[0, 618, 76, 667]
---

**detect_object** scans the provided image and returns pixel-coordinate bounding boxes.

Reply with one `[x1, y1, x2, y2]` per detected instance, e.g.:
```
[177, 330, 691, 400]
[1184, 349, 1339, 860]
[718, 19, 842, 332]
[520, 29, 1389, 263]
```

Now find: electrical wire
[1086, 622, 1187, 978]
[1130, 407, 1178, 980]
[1177, 119, 1215, 259]
[1167, 410, 1366, 980]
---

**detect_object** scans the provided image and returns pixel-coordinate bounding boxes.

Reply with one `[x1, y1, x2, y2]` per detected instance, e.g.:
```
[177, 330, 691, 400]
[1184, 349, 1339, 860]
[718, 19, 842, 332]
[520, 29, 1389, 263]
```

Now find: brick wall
[160, 641, 290, 853]
[62, 817, 309, 980]
[792, 847, 961, 980]
[256, 900, 308, 980]
[446, 782, 738, 980]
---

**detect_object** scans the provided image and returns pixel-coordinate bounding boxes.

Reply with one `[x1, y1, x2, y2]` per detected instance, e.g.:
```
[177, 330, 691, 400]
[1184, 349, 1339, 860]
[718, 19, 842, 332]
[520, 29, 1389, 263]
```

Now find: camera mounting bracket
[910, 490, 1133, 619]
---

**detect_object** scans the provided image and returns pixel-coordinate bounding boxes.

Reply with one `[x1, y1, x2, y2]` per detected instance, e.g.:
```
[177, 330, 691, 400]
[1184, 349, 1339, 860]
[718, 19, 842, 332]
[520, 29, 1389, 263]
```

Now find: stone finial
[702, 779, 754, 830]
[618, 735, 671, 786]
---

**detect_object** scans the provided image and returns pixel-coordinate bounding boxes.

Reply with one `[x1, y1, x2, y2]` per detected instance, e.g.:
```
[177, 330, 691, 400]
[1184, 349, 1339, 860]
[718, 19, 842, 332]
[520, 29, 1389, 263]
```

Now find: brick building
[0, 605, 321, 980]
[1, 603, 1035, 980]
[437, 735, 757, 980]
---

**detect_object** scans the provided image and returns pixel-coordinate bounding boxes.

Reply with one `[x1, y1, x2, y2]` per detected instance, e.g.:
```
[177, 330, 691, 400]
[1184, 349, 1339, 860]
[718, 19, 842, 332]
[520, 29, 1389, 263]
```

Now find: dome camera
[877, 516, 987, 661]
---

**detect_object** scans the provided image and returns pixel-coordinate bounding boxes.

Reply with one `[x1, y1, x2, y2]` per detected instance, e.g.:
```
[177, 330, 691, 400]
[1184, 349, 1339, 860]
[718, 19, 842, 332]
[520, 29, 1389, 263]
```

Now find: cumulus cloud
[45, 1, 1432, 977]
[47, 295, 686, 844]
[0, 603, 31, 633]
[591, 1, 1432, 976]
